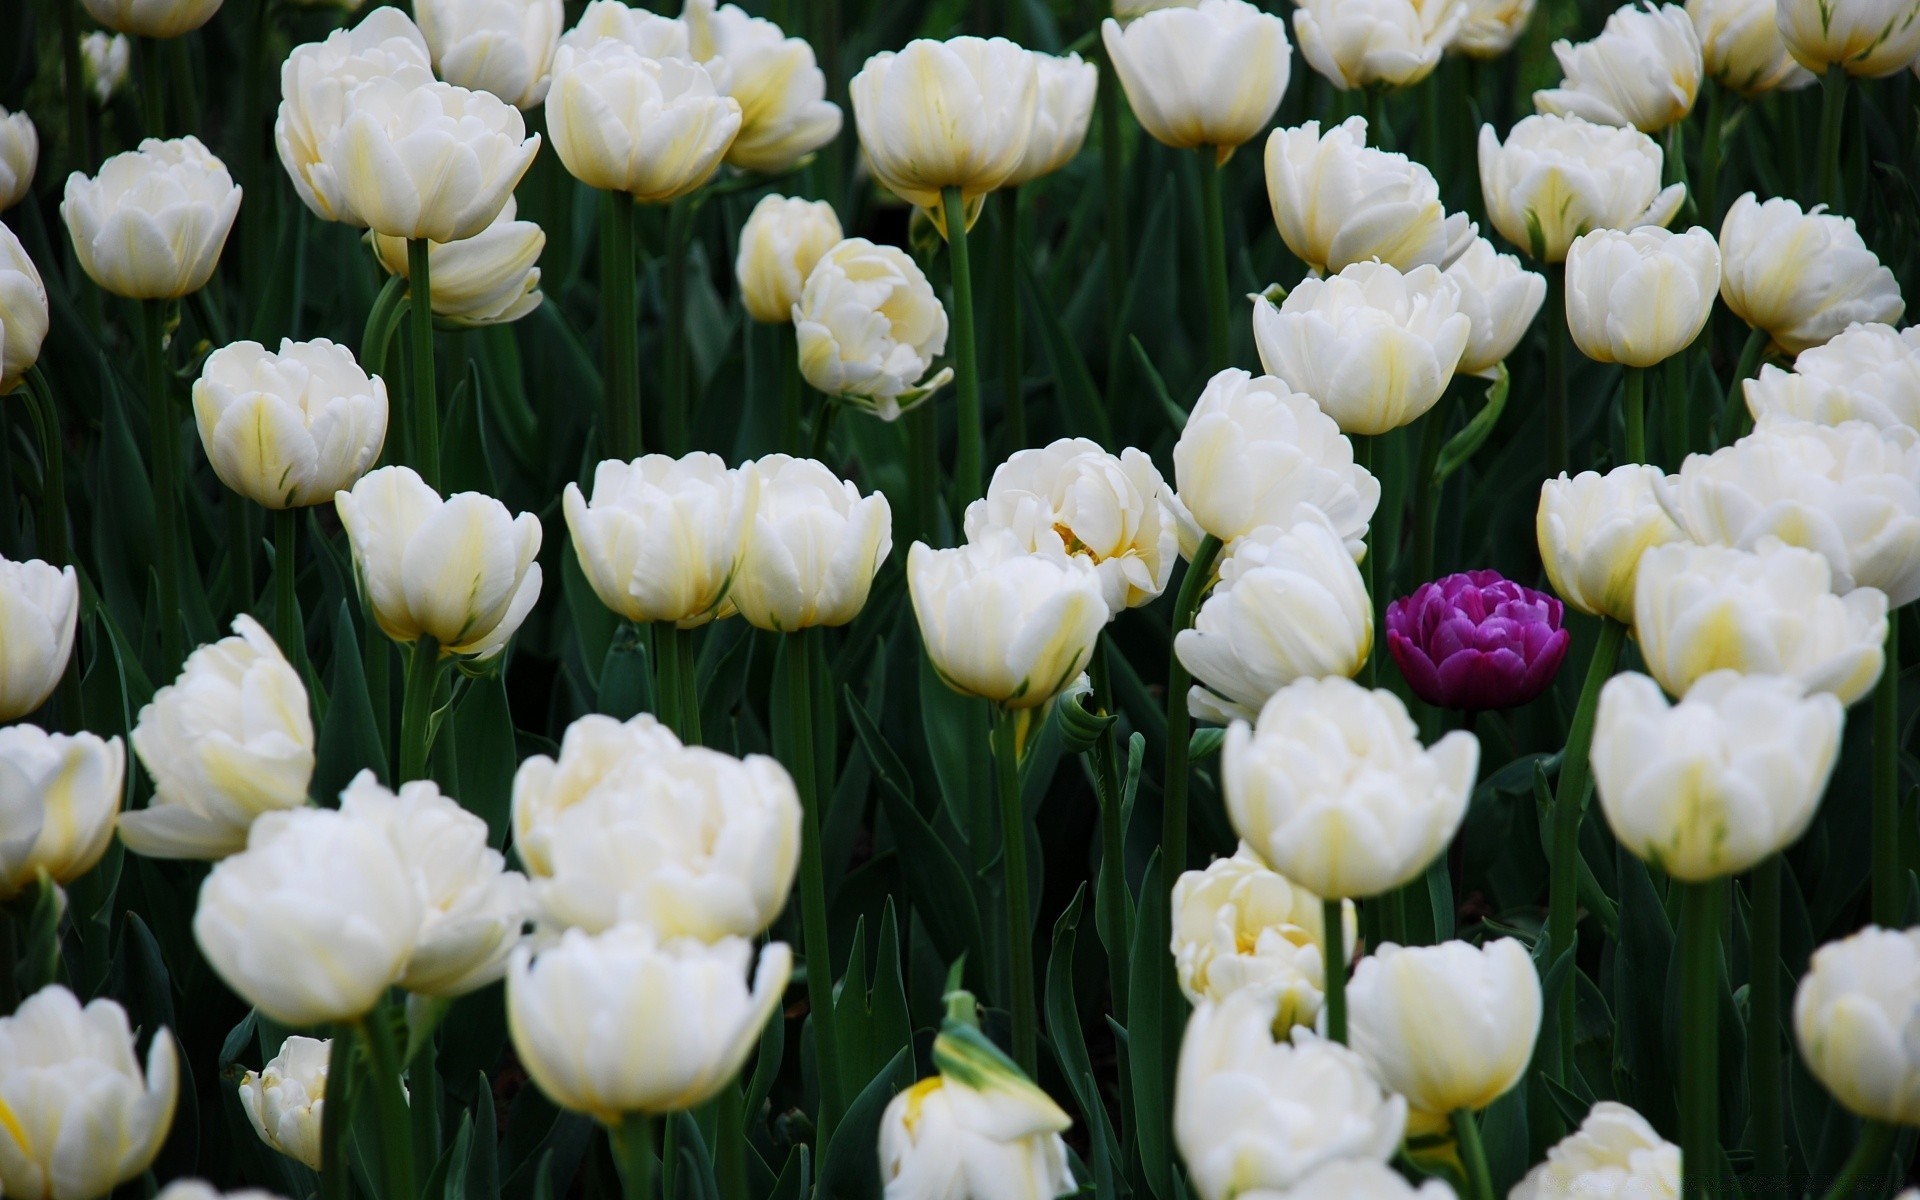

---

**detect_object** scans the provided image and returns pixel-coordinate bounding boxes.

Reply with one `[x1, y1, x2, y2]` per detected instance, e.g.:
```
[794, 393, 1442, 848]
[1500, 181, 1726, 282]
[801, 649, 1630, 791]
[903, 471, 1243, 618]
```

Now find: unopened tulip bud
[564, 453, 756, 627]
[729, 455, 892, 631]
[794, 238, 953, 417]
[1512, 1102, 1679, 1199]
[0, 555, 75, 723]
[1687, 0, 1813, 93]
[371, 198, 546, 326]
[1103, 1, 1293, 155]
[192, 338, 388, 509]
[1264, 117, 1473, 276]
[1478, 114, 1685, 262]
[62, 136, 242, 299]
[1564, 225, 1720, 366]
[1778, 0, 1920, 77]
[1445, 237, 1547, 376]
[1453, 0, 1536, 58]
[1535, 3, 1703, 132]
[238, 1035, 329, 1170]
[81, 33, 132, 105]
[0, 227, 48, 396]
[736, 195, 842, 324]
[1717, 193, 1903, 355]
[0, 726, 122, 899]
[546, 40, 740, 202]
[416, 0, 564, 109]
[685, 0, 843, 175]
[81, 0, 223, 38]
[1294, 0, 1461, 90]
[1744, 324, 1920, 433]
[1794, 925, 1920, 1124]
[1536, 465, 1684, 624]
[1006, 52, 1099, 185]
[0, 108, 36, 212]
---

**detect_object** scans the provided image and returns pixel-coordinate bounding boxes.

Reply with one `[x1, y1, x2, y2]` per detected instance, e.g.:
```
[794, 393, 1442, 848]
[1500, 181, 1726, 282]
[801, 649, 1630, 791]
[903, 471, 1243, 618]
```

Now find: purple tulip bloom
[1386, 570, 1571, 711]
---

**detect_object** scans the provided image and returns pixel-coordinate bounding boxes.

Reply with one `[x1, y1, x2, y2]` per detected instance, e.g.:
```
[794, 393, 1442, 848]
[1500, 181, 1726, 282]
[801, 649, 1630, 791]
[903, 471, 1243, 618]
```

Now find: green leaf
[1434, 362, 1512, 487]
[598, 625, 653, 721]
[917, 645, 989, 845]
[450, 671, 517, 848]
[816, 1047, 912, 1200]
[1129, 335, 1188, 433]
[1127, 851, 1174, 1200]
[314, 600, 387, 801]
[1613, 846, 1676, 1133]
[766, 1146, 811, 1200]
[1020, 263, 1113, 446]
[11, 875, 66, 996]
[1045, 885, 1121, 1173]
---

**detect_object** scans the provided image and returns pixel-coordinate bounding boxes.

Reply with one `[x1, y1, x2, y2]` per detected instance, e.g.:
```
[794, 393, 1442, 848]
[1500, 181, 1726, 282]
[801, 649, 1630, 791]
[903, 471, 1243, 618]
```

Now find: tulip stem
[602, 189, 641, 460]
[677, 626, 702, 746]
[1678, 877, 1723, 1200]
[1322, 896, 1348, 1044]
[1413, 387, 1456, 586]
[58, 0, 92, 171]
[1874, 619, 1900, 926]
[1819, 1120, 1895, 1200]
[1623, 367, 1646, 464]
[399, 634, 441, 783]
[1546, 265, 1567, 478]
[1196, 149, 1230, 376]
[1718, 325, 1769, 446]
[997, 190, 1026, 450]
[779, 324, 804, 455]
[941, 187, 984, 508]
[1749, 855, 1786, 1199]
[320, 1024, 356, 1200]
[781, 628, 844, 1145]
[717, 1079, 746, 1200]
[406, 238, 440, 490]
[1451, 1109, 1495, 1200]
[1089, 640, 1131, 1023]
[1163, 534, 1224, 881]
[609, 1113, 657, 1200]
[1817, 67, 1848, 211]
[358, 1009, 416, 1200]
[1664, 349, 1691, 470]
[1697, 81, 1728, 228]
[992, 704, 1039, 1075]
[1096, 32, 1129, 403]
[1548, 616, 1625, 1081]
[140, 298, 185, 673]
[273, 508, 299, 662]
[664, 198, 692, 456]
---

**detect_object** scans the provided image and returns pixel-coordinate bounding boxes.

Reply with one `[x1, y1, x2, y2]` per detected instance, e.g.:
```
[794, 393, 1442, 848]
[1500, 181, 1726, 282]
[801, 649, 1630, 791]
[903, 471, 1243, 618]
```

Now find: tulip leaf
[1434, 362, 1511, 487]
[1127, 851, 1175, 1200]
[1479, 1075, 1531, 1196]
[669, 1110, 720, 1200]
[744, 988, 786, 1130]
[1612, 846, 1676, 1133]
[766, 1145, 811, 1200]
[450, 671, 517, 849]
[10, 874, 65, 997]
[1129, 336, 1188, 433]
[314, 601, 387, 801]
[1187, 727, 1224, 761]
[1020, 263, 1113, 447]
[1046, 884, 1120, 1174]
[816, 1046, 912, 1200]
[916, 647, 988, 852]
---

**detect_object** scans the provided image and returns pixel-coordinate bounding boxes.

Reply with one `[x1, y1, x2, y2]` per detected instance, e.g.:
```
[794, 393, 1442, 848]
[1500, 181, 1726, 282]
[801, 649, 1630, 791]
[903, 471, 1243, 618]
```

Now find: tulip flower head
[1263, 117, 1474, 276]
[1564, 225, 1721, 366]
[1534, 3, 1703, 132]
[1777, 0, 1920, 77]
[728, 455, 892, 631]
[1794, 925, 1920, 1124]
[0, 108, 36, 213]
[546, 39, 741, 202]
[0, 226, 47, 395]
[563, 452, 756, 627]
[1005, 52, 1099, 185]
[1717, 193, 1904, 356]
[1511, 1102, 1680, 1200]
[238, 1035, 329, 1170]
[1102, 0, 1294, 157]
[1444, 236, 1548, 377]
[685, 0, 843, 174]
[192, 338, 389, 509]
[735, 194, 843, 324]
[1386, 570, 1571, 710]
[62, 135, 242, 300]
[0, 725, 124, 900]
[1687, 0, 1814, 93]
[1478, 114, 1685, 262]
[1536, 465, 1686, 624]
[81, 32, 132, 105]
[0, 553, 77, 722]
[370, 198, 547, 327]
[793, 238, 953, 417]
[1453, 0, 1537, 57]
[559, 0, 691, 57]
[1293, 0, 1464, 90]
[416, 0, 565, 109]
[1744, 323, 1920, 434]
[82, 0, 223, 38]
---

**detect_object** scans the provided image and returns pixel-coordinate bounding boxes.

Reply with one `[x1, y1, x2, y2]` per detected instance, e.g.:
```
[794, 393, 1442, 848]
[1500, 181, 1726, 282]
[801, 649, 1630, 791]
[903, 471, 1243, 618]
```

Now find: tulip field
[6, 0, 1920, 1196]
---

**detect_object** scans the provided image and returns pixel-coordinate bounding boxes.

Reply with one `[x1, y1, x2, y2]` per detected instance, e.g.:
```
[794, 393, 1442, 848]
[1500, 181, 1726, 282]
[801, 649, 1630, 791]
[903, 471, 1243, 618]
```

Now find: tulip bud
[1171, 844, 1356, 1029]
[546, 40, 740, 202]
[416, 0, 564, 109]
[1225, 677, 1478, 899]
[1593, 670, 1841, 879]
[1264, 117, 1473, 276]
[81, 0, 222, 38]
[337, 465, 544, 658]
[195, 806, 422, 1025]
[0, 555, 76, 722]
[1176, 515, 1372, 725]
[685, 0, 843, 175]
[736, 195, 842, 324]
[1175, 989, 1407, 1200]
[910, 533, 1112, 710]
[1657, 417, 1920, 607]
[0, 108, 36, 212]
[793, 238, 953, 417]
[1005, 52, 1099, 185]
[512, 712, 801, 940]
[1173, 368, 1380, 553]
[62, 135, 242, 300]
[1512, 1102, 1680, 1199]
[1445, 236, 1547, 377]
[1387, 570, 1570, 711]
[1536, 465, 1684, 624]
[1103, 1, 1293, 155]
[1564, 225, 1720, 366]
[1347, 938, 1541, 1115]
[1253, 260, 1471, 435]
[1535, 3, 1703, 132]
[965, 439, 1179, 612]
[1478, 114, 1685, 263]
[370, 197, 546, 326]
[1777, 0, 1920, 76]
[564, 453, 756, 627]
[124, 616, 312, 860]
[1794, 925, 1920, 1124]
[1453, 0, 1537, 58]
[238, 1035, 329, 1170]
[1744, 324, 1920, 433]
[508, 925, 791, 1118]
[81, 33, 132, 105]
[1632, 539, 1888, 704]
[1294, 0, 1462, 90]
[0, 985, 177, 1200]
[192, 338, 388, 509]
[0, 726, 123, 899]
[728, 455, 892, 631]
[1686, 0, 1814, 93]
[1717, 193, 1903, 355]
[0, 228, 48, 397]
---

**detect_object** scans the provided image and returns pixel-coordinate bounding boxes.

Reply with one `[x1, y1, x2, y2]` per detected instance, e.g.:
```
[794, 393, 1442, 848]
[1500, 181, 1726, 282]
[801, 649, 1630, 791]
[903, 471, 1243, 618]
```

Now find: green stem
[407, 238, 440, 489]
[602, 189, 641, 459]
[58, 0, 92, 171]
[1749, 855, 1786, 1199]
[1874, 619, 1900, 926]
[992, 704, 1038, 1075]
[1678, 878, 1724, 1200]
[716, 1080, 746, 1200]
[138, 36, 166, 135]
[1097, 34, 1128, 403]
[141, 299, 185, 672]
[1355, 434, 1378, 686]
[1665, 347, 1691, 470]
[358, 1009, 416, 1200]
[399, 634, 440, 782]
[654, 620, 683, 736]
[1089, 641, 1130, 1024]
[784, 629, 843, 1144]
[1817, 66, 1847, 210]
[1698, 82, 1727, 228]
[365, 617, 392, 775]
[409, 1029, 440, 1186]
[273, 508, 298, 661]
[361, 274, 409, 384]
[1197, 149, 1230, 376]
[997, 190, 1025, 450]
[664, 198, 692, 455]
[1322, 896, 1348, 1044]
[1719, 325, 1769, 445]
[676, 626, 702, 746]
[1549, 617, 1627, 1079]
[1413, 387, 1454, 585]
[778, 324, 803, 455]
[941, 187, 984, 507]
[1451, 1109, 1496, 1200]
[609, 1113, 658, 1200]
[1546, 265, 1568, 478]
[1819, 1120, 1895, 1200]
[320, 1024, 356, 1200]
[1163, 534, 1224, 879]
[1364, 86, 1392, 150]
[1624, 367, 1646, 464]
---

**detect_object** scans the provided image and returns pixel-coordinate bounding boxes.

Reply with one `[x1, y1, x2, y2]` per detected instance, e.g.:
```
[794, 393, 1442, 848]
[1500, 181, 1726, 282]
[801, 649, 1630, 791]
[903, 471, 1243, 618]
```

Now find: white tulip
[1535, 3, 1703, 132]
[1536, 465, 1685, 624]
[154, 1184, 290, 1200]
[1445, 236, 1548, 377]
[1717, 193, 1903, 355]
[62, 135, 242, 299]
[1777, 0, 1920, 76]
[1631, 539, 1888, 704]
[557, 0, 690, 58]
[0, 554, 76, 722]
[238, 1035, 329, 1170]
[564, 452, 756, 627]
[1744, 324, 1920, 433]
[1564, 225, 1721, 366]
[546, 40, 741, 202]
[336, 465, 544, 658]
[1511, 1102, 1680, 1200]
[1006, 52, 1099, 185]
[0, 726, 123, 899]
[1115, 0, 1201, 17]
[793, 238, 953, 418]
[0, 108, 36, 212]
[685, 0, 842, 174]
[191, 337, 389, 508]
[512, 712, 801, 941]
[1453, 0, 1536, 57]
[1593, 670, 1841, 879]
[507, 925, 791, 1118]
[1687, 0, 1814, 92]
[1347, 938, 1541, 1115]
[727, 455, 892, 631]
[1263, 117, 1474, 276]
[1282, 1161, 1459, 1199]
[370, 197, 546, 326]
[0, 224, 48, 394]
[736, 195, 842, 324]
[1103, 1, 1293, 154]
[0, 986, 177, 1200]
[1293, 0, 1463, 90]
[1794, 925, 1920, 1124]
[81, 0, 222, 38]
[417, 0, 564, 108]
[1252, 260, 1471, 436]
[80, 33, 132, 105]
[1478, 114, 1686, 262]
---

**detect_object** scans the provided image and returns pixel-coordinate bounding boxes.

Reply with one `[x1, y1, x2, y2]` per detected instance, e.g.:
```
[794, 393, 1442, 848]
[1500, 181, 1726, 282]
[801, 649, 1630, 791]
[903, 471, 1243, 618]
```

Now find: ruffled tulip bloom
[0, 986, 177, 1200]
[1386, 570, 1570, 711]
[557, 0, 688, 56]
[1171, 844, 1355, 1029]
[1512, 1102, 1680, 1200]
[965, 439, 1179, 612]
[0, 108, 35, 212]
[1444, 236, 1548, 377]
[81, 33, 132, 105]
[1175, 990, 1407, 1200]
[238, 1035, 328, 1170]
[1478, 114, 1686, 262]
[793, 238, 952, 417]
[0, 225, 49, 394]
[195, 806, 421, 1025]
[1293, 0, 1462, 90]
[0, 555, 77, 722]
[685, 0, 843, 175]
[1777, 0, 1920, 76]
[123, 616, 313, 860]
[62, 135, 242, 299]
[1224, 676, 1479, 898]
[1592, 670, 1842, 879]
[909, 533, 1111, 710]
[1006, 52, 1099, 185]
[337, 466, 543, 658]
[1564, 225, 1721, 366]
[1347, 938, 1541, 1116]
[547, 40, 740, 202]
[735, 194, 842, 324]
[1176, 515, 1373, 724]
[81, 0, 222, 38]
[507, 925, 790, 1119]
[1632, 539, 1887, 704]
[1717, 193, 1903, 355]
[191, 337, 389, 509]
[1534, 3, 1703, 132]
[1744, 324, 1920, 433]
[1102, 0, 1293, 156]
[1173, 370, 1380, 553]
[728, 455, 891, 631]
[564, 453, 755, 627]
[1536, 465, 1685, 624]
[371, 197, 544, 326]
[1264, 117, 1472, 276]
[1253, 261, 1471, 436]
[1453, 0, 1537, 57]
[1286, 1162, 1461, 1200]
[1687, 0, 1814, 93]
[416, 0, 564, 109]
[1657, 417, 1920, 606]
[0, 726, 123, 899]
[1793, 926, 1920, 1124]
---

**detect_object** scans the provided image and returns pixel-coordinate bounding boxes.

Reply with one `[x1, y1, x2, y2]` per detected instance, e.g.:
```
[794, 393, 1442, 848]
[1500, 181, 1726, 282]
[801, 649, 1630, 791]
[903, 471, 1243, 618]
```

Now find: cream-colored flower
[1452, 0, 1536, 57]
[563, 452, 756, 627]
[80, 33, 131, 105]
[1006, 52, 1099, 185]
[370, 198, 546, 327]
[1264, 117, 1473, 276]
[238, 1035, 329, 1170]
[685, 0, 842, 174]
[1744, 324, 1920, 433]
[417, 0, 564, 108]
[1293, 0, 1464, 90]
[1794, 925, 1920, 1124]
[793, 238, 952, 418]
[0, 554, 76, 722]
[1102, 0, 1293, 153]
[1536, 465, 1685, 623]
[735, 194, 842, 324]
[0, 726, 123, 899]
[81, 0, 222, 38]
[726, 455, 892, 631]
[1534, 3, 1703, 132]
[62, 136, 242, 299]
[191, 337, 389, 508]
[1563, 225, 1720, 366]
[1444, 236, 1547, 376]
[1717, 193, 1903, 355]
[1477, 114, 1685, 262]
[1511, 1102, 1680, 1200]
[1777, 0, 1920, 77]
[0, 225, 47, 395]
[0, 108, 36, 212]
[1687, 0, 1814, 92]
